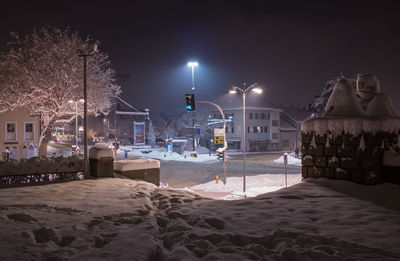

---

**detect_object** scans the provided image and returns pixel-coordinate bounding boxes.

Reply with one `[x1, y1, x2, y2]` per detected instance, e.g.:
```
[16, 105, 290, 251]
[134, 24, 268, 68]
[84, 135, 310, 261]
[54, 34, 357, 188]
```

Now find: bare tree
[0, 26, 121, 155]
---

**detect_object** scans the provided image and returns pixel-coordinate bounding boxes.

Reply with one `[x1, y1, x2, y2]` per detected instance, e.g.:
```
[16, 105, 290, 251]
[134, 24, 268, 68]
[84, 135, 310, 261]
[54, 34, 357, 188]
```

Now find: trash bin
[89, 146, 114, 177]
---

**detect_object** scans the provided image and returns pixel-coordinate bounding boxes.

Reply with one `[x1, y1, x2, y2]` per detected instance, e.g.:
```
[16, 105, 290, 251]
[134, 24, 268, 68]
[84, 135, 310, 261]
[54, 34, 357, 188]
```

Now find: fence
[0, 171, 83, 188]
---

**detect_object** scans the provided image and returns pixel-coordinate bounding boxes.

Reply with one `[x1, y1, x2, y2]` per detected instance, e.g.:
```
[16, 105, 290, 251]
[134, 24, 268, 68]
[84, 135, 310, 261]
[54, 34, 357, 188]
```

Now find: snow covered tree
[0, 26, 120, 156]
[148, 119, 156, 146]
[309, 75, 356, 116]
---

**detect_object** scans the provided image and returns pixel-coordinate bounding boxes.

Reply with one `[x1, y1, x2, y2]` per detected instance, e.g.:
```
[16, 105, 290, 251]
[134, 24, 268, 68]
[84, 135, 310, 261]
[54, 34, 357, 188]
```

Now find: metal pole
[285, 164, 287, 188]
[191, 66, 195, 90]
[242, 91, 246, 195]
[75, 102, 78, 148]
[83, 55, 88, 178]
[197, 100, 227, 184]
[191, 65, 195, 151]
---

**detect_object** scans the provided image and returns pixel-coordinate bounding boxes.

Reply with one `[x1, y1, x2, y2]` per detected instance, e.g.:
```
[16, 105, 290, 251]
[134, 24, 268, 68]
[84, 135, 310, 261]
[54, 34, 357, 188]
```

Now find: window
[264, 126, 268, 132]
[261, 113, 266, 119]
[24, 122, 34, 140]
[255, 113, 259, 119]
[272, 120, 279, 126]
[6, 122, 17, 141]
[282, 139, 290, 147]
[260, 126, 264, 133]
[249, 113, 253, 119]
[231, 126, 234, 133]
[225, 126, 234, 133]
[248, 126, 250, 133]
[253, 126, 258, 133]
[272, 133, 279, 139]
[267, 114, 270, 120]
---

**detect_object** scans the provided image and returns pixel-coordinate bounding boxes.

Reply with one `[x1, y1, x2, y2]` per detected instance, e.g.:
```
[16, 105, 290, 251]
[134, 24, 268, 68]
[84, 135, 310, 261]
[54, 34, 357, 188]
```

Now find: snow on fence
[0, 156, 84, 188]
[0, 172, 84, 188]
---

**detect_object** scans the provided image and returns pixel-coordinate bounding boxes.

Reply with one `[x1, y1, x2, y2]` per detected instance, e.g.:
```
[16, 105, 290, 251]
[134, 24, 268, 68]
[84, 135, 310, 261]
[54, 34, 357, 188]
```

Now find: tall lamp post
[187, 61, 198, 151]
[77, 43, 97, 178]
[229, 83, 262, 196]
[68, 99, 84, 149]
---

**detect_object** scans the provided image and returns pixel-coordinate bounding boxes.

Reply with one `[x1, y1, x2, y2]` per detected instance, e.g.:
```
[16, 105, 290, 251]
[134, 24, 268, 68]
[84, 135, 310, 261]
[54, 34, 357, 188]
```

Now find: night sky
[1, 0, 400, 113]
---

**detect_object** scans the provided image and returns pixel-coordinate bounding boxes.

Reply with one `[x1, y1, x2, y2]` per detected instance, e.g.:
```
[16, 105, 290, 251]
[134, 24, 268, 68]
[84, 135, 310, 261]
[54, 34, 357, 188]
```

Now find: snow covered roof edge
[301, 116, 400, 136]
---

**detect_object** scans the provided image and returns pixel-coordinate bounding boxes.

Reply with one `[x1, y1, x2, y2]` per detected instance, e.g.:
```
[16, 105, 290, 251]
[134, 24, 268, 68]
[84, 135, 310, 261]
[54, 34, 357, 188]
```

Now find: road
[119, 152, 301, 187]
[50, 142, 301, 187]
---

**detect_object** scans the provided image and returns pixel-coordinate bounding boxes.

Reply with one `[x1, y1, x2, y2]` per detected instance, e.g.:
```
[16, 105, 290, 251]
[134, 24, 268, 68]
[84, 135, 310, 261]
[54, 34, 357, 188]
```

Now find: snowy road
[159, 160, 301, 187]
[116, 152, 301, 187]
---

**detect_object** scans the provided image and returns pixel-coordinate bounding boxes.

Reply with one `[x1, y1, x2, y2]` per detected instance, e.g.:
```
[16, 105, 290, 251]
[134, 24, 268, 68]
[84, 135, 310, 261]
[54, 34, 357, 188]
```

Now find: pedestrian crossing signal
[185, 93, 195, 111]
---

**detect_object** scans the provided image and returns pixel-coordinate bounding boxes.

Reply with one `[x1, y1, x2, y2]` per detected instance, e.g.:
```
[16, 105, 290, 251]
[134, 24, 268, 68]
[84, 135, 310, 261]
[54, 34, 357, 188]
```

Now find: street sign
[214, 136, 224, 145]
[214, 128, 225, 145]
[214, 128, 225, 137]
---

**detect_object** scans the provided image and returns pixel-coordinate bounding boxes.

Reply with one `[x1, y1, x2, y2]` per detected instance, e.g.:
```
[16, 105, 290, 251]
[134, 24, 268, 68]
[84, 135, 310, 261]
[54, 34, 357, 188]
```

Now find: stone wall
[301, 131, 399, 185]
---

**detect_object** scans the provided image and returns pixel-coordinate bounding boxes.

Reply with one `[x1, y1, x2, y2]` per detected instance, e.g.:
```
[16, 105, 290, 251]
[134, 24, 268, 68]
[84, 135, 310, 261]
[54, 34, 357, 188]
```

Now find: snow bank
[273, 154, 301, 166]
[0, 178, 398, 260]
[323, 79, 366, 117]
[303, 76, 400, 136]
[302, 116, 400, 136]
[366, 93, 399, 118]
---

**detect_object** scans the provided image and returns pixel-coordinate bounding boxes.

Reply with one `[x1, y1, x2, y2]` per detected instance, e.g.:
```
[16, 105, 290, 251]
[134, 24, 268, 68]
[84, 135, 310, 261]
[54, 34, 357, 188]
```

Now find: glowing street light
[229, 83, 262, 196]
[187, 61, 198, 91]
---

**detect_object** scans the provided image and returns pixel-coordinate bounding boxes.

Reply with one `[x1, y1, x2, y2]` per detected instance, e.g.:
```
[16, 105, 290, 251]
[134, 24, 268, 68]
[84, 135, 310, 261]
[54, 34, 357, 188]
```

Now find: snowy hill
[0, 178, 399, 260]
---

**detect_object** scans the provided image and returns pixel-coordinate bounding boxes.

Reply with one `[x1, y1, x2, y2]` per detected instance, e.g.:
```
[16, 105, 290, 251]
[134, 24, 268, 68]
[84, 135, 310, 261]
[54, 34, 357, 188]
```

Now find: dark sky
[1, 0, 400, 113]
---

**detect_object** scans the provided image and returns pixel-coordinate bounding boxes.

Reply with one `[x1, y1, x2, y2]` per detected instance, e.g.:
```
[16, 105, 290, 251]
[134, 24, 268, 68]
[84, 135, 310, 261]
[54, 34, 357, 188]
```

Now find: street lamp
[77, 43, 97, 178]
[187, 61, 198, 91]
[187, 61, 198, 151]
[68, 99, 84, 149]
[229, 83, 262, 196]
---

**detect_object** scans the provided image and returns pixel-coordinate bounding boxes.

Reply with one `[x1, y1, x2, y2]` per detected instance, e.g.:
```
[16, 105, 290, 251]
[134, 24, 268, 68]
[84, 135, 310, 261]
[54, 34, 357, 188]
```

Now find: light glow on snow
[190, 173, 302, 200]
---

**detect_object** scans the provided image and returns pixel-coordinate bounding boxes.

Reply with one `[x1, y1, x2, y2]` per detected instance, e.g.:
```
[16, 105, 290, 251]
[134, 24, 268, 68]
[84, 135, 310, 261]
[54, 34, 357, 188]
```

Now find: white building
[209, 96, 311, 152]
[210, 95, 282, 152]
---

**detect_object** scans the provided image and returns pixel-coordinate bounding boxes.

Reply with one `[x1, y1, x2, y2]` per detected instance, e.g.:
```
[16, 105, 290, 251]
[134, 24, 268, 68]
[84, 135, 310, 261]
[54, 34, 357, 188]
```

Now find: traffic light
[185, 93, 195, 111]
[216, 147, 225, 161]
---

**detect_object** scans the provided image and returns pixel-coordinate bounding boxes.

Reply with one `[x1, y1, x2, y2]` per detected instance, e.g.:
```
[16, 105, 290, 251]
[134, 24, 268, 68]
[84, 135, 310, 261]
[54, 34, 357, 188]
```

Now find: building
[112, 97, 150, 146]
[209, 96, 312, 152]
[211, 95, 283, 152]
[279, 105, 313, 152]
[0, 110, 41, 160]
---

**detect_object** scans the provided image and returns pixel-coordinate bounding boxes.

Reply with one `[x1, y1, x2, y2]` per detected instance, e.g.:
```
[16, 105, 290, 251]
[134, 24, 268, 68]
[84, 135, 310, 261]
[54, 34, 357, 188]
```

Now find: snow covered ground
[273, 154, 301, 166]
[186, 173, 302, 200]
[0, 177, 399, 260]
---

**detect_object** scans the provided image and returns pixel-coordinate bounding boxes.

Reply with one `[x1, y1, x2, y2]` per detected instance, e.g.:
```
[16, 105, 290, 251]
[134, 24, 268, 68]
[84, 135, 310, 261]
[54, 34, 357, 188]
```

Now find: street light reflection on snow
[229, 89, 237, 94]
